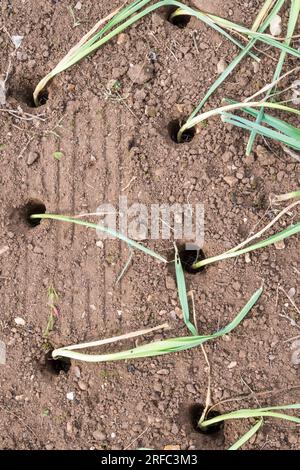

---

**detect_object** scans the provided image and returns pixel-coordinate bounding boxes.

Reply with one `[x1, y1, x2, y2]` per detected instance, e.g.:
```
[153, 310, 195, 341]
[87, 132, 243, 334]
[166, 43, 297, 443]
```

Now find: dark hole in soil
[43, 350, 71, 375]
[23, 199, 46, 227]
[36, 90, 49, 107]
[168, 119, 196, 144]
[178, 244, 206, 274]
[167, 7, 191, 28]
[189, 404, 223, 435]
[14, 84, 48, 108]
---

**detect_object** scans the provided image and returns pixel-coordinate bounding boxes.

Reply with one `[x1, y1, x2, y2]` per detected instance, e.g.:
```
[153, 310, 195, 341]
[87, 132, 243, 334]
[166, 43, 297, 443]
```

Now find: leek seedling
[30, 213, 167, 263]
[245, 0, 300, 155]
[175, 0, 286, 125]
[52, 287, 263, 363]
[222, 97, 300, 151]
[174, 245, 198, 336]
[177, 100, 300, 143]
[199, 404, 300, 450]
[192, 221, 300, 270]
[35, 0, 300, 105]
[228, 419, 264, 451]
[34, 0, 252, 104]
[272, 190, 300, 203]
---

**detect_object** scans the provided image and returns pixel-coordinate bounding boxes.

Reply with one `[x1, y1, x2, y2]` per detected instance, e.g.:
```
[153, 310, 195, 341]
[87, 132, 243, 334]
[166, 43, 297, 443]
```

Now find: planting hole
[36, 90, 49, 107]
[168, 119, 195, 144]
[23, 199, 46, 227]
[12, 83, 49, 108]
[43, 350, 71, 376]
[179, 244, 205, 274]
[189, 404, 223, 435]
[167, 8, 191, 28]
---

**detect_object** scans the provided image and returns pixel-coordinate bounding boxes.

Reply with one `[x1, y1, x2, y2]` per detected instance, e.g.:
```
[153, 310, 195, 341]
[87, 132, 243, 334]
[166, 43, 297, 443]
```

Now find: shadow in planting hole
[23, 199, 46, 227]
[190, 404, 224, 435]
[178, 244, 206, 274]
[35, 90, 49, 107]
[42, 350, 71, 376]
[168, 119, 195, 144]
[9, 82, 48, 108]
[9, 199, 46, 234]
[167, 7, 191, 28]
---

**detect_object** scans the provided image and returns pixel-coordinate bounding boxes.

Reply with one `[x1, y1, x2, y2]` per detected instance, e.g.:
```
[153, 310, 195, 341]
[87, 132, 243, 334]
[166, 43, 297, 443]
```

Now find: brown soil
[0, 0, 299, 450]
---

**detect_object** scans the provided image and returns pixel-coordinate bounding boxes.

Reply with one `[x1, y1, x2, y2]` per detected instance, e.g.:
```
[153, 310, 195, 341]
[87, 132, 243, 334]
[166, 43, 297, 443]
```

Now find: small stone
[66, 392, 75, 401]
[11, 35, 24, 49]
[217, 58, 227, 74]
[0, 246, 9, 256]
[78, 380, 87, 391]
[154, 382, 162, 392]
[233, 281, 241, 291]
[274, 240, 285, 250]
[186, 384, 196, 394]
[164, 444, 180, 450]
[223, 176, 237, 187]
[15, 395, 24, 401]
[0, 80, 6, 105]
[169, 310, 177, 320]
[165, 276, 176, 290]
[117, 33, 128, 45]
[175, 307, 183, 319]
[14, 317, 25, 326]
[245, 253, 251, 263]
[74, 1, 82, 10]
[45, 444, 53, 450]
[277, 171, 285, 182]
[199, 42, 208, 50]
[111, 432, 116, 439]
[291, 348, 300, 366]
[227, 361, 237, 369]
[291, 340, 300, 365]
[288, 287, 296, 298]
[96, 240, 103, 249]
[145, 105, 157, 117]
[93, 430, 106, 441]
[270, 14, 282, 36]
[0, 340, 6, 365]
[33, 246, 43, 254]
[156, 368, 169, 375]
[66, 422, 73, 434]
[74, 366, 81, 379]
[252, 61, 259, 74]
